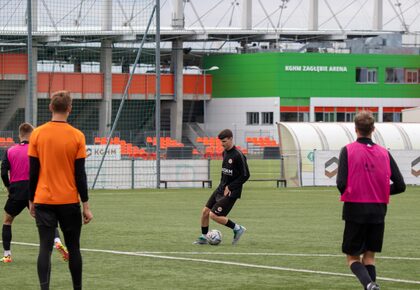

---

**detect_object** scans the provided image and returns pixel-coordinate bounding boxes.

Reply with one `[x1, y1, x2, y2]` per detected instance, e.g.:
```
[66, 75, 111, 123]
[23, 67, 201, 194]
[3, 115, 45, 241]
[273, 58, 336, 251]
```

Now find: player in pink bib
[336, 111, 405, 290]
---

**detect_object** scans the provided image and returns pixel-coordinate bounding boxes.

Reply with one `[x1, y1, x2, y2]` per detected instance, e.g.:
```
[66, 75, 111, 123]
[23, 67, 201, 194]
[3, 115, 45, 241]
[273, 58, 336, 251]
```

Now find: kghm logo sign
[86, 145, 121, 160]
[411, 156, 420, 177]
[324, 157, 339, 178]
[285, 65, 348, 72]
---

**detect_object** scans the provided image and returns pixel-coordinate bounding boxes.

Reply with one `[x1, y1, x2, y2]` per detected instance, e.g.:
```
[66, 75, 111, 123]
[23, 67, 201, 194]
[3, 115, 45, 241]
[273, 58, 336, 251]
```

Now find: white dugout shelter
[277, 122, 420, 187]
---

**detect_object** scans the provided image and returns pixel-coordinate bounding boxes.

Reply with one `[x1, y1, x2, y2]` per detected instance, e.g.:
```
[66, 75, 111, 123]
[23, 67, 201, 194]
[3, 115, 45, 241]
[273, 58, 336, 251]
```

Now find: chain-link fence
[0, 1, 162, 190]
[0, 1, 291, 190]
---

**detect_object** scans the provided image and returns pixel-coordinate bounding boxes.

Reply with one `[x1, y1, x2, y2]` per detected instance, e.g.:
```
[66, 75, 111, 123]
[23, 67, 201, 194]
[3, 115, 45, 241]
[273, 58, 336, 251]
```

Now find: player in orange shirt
[29, 91, 93, 290]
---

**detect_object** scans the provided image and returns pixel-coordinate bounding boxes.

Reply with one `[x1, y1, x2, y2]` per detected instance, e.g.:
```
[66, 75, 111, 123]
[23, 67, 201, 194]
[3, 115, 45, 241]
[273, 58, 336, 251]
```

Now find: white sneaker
[232, 225, 246, 245]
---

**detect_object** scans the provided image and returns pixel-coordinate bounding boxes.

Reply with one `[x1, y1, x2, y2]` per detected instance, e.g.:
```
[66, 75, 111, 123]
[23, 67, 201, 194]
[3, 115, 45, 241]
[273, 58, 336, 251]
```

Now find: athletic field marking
[9, 241, 420, 285]
[135, 251, 420, 261]
[11, 241, 420, 261]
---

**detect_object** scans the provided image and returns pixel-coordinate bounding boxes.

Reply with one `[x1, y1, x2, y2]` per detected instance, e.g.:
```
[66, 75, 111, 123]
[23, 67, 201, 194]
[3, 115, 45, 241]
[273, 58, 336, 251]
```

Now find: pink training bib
[341, 141, 390, 204]
[7, 143, 29, 183]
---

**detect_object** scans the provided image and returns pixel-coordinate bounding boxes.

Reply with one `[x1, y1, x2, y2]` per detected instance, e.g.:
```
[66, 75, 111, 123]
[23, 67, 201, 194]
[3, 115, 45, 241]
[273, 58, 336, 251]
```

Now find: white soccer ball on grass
[206, 229, 222, 245]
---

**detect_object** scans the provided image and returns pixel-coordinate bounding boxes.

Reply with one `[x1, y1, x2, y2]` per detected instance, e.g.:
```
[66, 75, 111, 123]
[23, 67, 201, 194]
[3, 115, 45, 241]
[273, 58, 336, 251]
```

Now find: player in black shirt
[194, 129, 250, 245]
[336, 111, 405, 290]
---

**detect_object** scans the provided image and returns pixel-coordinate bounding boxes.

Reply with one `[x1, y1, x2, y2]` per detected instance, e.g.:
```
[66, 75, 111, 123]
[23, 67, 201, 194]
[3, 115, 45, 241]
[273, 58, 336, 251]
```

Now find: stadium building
[204, 52, 420, 146]
[0, 0, 419, 188]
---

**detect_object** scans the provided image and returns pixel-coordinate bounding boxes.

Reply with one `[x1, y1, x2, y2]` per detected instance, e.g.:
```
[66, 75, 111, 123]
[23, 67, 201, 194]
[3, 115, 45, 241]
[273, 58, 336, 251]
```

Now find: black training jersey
[216, 146, 250, 199]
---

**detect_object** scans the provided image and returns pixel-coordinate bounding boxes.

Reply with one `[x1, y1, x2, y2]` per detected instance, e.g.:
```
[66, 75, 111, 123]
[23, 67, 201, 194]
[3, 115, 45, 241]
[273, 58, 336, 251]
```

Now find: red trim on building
[383, 107, 407, 113]
[280, 106, 309, 112]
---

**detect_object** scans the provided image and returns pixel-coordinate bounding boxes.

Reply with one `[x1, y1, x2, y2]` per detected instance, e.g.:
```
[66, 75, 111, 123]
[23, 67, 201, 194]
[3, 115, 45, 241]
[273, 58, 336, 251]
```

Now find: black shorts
[342, 221, 385, 256]
[35, 203, 82, 232]
[4, 198, 28, 217]
[205, 190, 237, 217]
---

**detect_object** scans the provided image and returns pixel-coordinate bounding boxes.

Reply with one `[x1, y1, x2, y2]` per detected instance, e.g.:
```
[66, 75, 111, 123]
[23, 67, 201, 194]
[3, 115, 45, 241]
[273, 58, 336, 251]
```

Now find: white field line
[8, 241, 420, 285]
[136, 251, 420, 261]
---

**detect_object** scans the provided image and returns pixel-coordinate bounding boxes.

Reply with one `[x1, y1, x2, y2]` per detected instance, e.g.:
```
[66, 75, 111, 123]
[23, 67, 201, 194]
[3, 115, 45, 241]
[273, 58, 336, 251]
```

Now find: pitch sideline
[8, 241, 420, 285]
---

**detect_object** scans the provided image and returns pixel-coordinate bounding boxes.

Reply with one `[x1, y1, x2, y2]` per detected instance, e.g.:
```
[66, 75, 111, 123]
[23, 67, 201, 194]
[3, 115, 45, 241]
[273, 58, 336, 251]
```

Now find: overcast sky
[161, 0, 420, 32]
[0, 0, 418, 33]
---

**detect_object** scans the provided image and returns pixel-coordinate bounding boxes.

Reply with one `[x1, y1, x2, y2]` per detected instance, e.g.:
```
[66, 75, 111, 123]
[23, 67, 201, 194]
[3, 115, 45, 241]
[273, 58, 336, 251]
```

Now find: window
[246, 112, 259, 125]
[385, 68, 404, 83]
[383, 113, 393, 122]
[315, 112, 335, 122]
[345, 112, 356, 122]
[280, 112, 308, 122]
[336, 113, 345, 122]
[261, 112, 273, 125]
[405, 69, 419, 84]
[356, 68, 377, 83]
[281, 112, 297, 122]
[383, 112, 401, 122]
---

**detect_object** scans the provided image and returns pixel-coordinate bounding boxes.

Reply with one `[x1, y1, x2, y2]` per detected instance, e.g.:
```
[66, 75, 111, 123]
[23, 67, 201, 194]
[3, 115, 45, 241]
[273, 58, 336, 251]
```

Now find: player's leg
[363, 251, 377, 283]
[193, 207, 211, 244]
[209, 196, 246, 245]
[58, 203, 83, 290]
[2, 199, 26, 262]
[37, 226, 56, 290]
[35, 204, 58, 290]
[362, 222, 384, 288]
[343, 221, 376, 289]
[2, 211, 14, 263]
[193, 190, 218, 244]
[54, 228, 69, 261]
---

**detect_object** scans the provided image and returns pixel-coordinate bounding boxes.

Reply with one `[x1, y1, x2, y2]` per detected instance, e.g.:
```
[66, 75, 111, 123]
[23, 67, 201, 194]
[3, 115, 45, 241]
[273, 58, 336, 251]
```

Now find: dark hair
[50, 90, 72, 113]
[217, 129, 233, 140]
[19, 122, 34, 137]
[354, 110, 375, 136]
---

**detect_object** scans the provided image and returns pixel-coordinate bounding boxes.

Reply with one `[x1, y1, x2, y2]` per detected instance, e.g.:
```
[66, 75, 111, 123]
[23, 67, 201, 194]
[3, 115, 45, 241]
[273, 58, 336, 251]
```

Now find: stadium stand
[245, 136, 279, 156]
[246, 136, 278, 147]
[196, 136, 248, 159]
[93, 136, 194, 160]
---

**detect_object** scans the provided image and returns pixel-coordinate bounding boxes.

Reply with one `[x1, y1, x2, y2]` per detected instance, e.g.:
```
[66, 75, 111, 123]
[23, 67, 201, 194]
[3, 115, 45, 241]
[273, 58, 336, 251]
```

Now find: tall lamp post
[202, 66, 219, 133]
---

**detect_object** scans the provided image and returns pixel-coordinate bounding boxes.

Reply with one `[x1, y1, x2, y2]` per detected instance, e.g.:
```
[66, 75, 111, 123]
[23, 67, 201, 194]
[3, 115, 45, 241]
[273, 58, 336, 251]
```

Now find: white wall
[86, 159, 209, 189]
[402, 107, 420, 123]
[206, 97, 280, 147]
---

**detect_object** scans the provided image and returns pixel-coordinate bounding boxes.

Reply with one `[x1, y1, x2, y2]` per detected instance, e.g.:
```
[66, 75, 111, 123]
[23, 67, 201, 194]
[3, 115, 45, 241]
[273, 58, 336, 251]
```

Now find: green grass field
[0, 184, 419, 289]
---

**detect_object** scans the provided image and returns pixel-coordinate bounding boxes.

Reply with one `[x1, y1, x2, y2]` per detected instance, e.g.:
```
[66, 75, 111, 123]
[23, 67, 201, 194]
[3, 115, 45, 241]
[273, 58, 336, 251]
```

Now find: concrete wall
[206, 97, 280, 147]
[402, 107, 420, 122]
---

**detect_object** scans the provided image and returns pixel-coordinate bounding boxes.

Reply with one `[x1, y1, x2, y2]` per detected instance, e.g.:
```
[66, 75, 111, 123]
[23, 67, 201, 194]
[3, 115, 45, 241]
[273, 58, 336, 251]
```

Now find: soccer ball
[206, 229, 222, 245]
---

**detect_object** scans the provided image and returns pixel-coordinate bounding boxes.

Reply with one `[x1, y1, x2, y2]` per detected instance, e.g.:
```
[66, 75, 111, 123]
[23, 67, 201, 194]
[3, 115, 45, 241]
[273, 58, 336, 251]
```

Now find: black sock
[201, 227, 208, 235]
[2, 224, 12, 252]
[365, 264, 376, 282]
[225, 219, 236, 230]
[350, 262, 372, 289]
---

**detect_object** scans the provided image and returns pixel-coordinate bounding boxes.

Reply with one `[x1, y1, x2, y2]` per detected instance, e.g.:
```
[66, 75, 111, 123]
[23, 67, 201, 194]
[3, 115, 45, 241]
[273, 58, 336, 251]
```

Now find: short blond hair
[19, 122, 34, 138]
[354, 110, 375, 136]
[50, 90, 72, 113]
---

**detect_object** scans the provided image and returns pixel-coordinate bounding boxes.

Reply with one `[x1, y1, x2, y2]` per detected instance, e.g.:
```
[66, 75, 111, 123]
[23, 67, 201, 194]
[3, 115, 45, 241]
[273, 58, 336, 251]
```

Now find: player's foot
[55, 242, 69, 262]
[232, 225, 246, 245]
[193, 236, 208, 245]
[367, 282, 380, 290]
[1, 255, 12, 263]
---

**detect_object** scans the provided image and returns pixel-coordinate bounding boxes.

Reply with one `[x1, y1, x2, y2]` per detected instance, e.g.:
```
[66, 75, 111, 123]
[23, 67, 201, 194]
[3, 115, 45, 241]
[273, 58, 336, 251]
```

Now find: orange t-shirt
[28, 121, 86, 204]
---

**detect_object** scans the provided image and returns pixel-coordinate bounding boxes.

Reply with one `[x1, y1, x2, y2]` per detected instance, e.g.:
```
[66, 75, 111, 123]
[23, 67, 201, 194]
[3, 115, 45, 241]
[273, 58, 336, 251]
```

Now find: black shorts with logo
[342, 221, 385, 256]
[205, 190, 237, 217]
[4, 198, 28, 217]
[35, 203, 82, 232]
